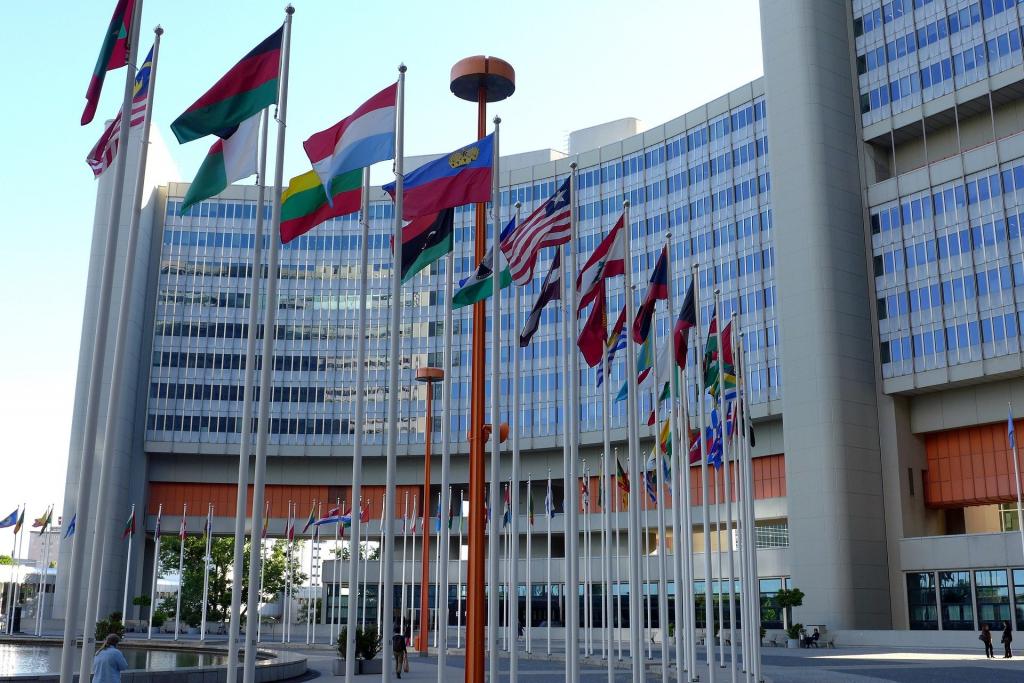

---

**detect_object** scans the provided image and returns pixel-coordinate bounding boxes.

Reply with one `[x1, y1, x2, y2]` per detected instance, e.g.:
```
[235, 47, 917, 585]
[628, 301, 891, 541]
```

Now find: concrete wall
[760, 0, 890, 628]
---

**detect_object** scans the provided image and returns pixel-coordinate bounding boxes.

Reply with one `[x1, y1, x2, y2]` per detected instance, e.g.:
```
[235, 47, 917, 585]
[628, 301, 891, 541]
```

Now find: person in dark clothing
[980, 624, 994, 658]
[1002, 620, 1013, 658]
[392, 626, 407, 678]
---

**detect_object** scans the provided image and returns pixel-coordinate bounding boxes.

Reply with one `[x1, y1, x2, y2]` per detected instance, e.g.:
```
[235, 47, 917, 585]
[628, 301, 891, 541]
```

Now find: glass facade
[145, 98, 778, 448]
[939, 570, 974, 629]
[854, 0, 1024, 126]
[906, 571, 939, 629]
[908, 568, 1024, 629]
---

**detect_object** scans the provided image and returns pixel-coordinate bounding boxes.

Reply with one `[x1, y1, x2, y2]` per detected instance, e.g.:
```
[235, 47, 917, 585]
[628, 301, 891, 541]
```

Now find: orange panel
[924, 420, 1023, 508]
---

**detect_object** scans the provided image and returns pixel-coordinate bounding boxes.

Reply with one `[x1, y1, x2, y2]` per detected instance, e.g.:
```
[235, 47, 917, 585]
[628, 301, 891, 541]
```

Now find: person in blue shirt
[92, 634, 129, 683]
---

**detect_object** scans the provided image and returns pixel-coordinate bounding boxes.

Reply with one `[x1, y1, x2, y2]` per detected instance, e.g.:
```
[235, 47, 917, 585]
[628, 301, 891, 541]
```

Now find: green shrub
[356, 625, 382, 660]
[337, 627, 348, 659]
[95, 612, 125, 641]
[785, 622, 804, 640]
[150, 610, 167, 628]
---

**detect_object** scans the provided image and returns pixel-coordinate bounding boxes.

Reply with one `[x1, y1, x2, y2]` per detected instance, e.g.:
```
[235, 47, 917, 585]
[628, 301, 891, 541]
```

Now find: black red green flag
[82, 0, 137, 125]
[399, 208, 454, 284]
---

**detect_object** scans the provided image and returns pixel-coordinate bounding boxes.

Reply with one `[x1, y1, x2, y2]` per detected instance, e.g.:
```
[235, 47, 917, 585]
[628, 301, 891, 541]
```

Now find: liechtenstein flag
[384, 134, 494, 219]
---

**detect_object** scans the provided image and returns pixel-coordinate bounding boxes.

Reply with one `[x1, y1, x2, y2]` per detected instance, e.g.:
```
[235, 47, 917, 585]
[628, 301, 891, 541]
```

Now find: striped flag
[544, 478, 556, 518]
[86, 44, 154, 177]
[596, 308, 627, 387]
[178, 516, 187, 540]
[519, 251, 561, 348]
[501, 177, 572, 285]
[122, 507, 136, 540]
[64, 514, 77, 539]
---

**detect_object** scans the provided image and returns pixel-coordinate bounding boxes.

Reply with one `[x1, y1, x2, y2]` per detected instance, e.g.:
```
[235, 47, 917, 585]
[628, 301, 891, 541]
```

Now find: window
[755, 522, 789, 548]
[939, 571, 974, 630]
[974, 570, 1010, 629]
[906, 572, 938, 630]
[1000, 503, 1022, 532]
[1014, 569, 1024, 631]
[759, 578, 785, 630]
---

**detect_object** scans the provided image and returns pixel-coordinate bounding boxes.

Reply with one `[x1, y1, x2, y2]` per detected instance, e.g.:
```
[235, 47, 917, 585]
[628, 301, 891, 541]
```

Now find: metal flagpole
[663, 239, 688, 683]
[122, 505, 135, 623]
[602, 346, 614, 682]
[565, 162, 582, 683]
[503, 497, 510, 652]
[331, 499, 341, 646]
[59, 9, 146, 682]
[376, 494, 385, 631]
[622, 200, 644, 678]
[283, 501, 291, 644]
[613, 451, 623, 662]
[347, 191, 373, 678]
[244, 6, 293, 681]
[713, 290, 726, 671]
[174, 504, 187, 641]
[1010, 403, 1024, 567]
[487, 115, 503, 683]
[510, 240, 522, 679]
[379, 62, 407, 683]
[401, 493, 411, 635]
[77, 19, 157, 677]
[314, 504, 322, 645]
[435, 493, 442, 648]
[695, 266, 716, 683]
[5, 514, 17, 634]
[545, 472, 552, 655]
[147, 504, 162, 640]
[456, 490, 464, 649]
[257, 502, 268, 643]
[38, 514, 54, 636]
[729, 320, 748, 682]
[228, 100, 270, 683]
[362, 497, 372, 630]
[558, 238, 570, 664]
[724, 313, 738, 683]
[584, 463, 593, 657]
[411, 496, 419, 634]
[201, 504, 213, 641]
[643, 499, 653, 659]
[738, 335, 761, 683]
[10, 512, 25, 634]
[437, 241, 455, 676]
[652, 333, 670, 683]
[526, 476, 533, 654]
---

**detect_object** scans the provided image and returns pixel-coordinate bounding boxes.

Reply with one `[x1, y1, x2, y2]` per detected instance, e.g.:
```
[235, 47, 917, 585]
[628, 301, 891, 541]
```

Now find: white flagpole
[729, 321, 749, 681]
[602, 345, 614, 681]
[376, 494, 385, 631]
[695, 266, 716, 683]
[11, 512, 26, 633]
[434, 492, 442, 649]
[121, 505, 135, 624]
[361, 497, 372, 630]
[437, 239, 456, 674]
[147, 504, 162, 640]
[486, 115, 503, 683]
[345, 166, 372, 682]
[201, 504, 213, 641]
[410, 499, 419, 643]
[565, 162, 582, 683]
[331, 499, 341, 646]
[59, 12, 147, 683]
[622, 199, 644, 677]
[244, 6, 293, 681]
[545, 472, 552, 655]
[456, 490, 464, 649]
[174, 503, 187, 641]
[583, 463, 593, 657]
[725, 313, 738, 683]
[643, 498, 653, 659]
[558, 239, 570, 664]
[228, 94, 270, 681]
[738, 336, 761, 683]
[379, 63, 407, 683]
[38, 513, 54, 636]
[283, 501, 292, 644]
[526, 476, 533, 654]
[714, 290, 727, 671]
[503, 499, 510, 652]
[401, 493, 411, 635]
[6, 516, 16, 634]
[1011, 402, 1024, 573]
[257, 503, 267, 644]
[652, 333, 670, 683]
[613, 452, 623, 662]
[509, 240, 522, 679]
[314, 503, 322, 645]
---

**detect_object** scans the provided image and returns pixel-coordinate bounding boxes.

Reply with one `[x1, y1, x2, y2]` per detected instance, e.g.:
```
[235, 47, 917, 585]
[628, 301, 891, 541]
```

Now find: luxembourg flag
[303, 83, 397, 199]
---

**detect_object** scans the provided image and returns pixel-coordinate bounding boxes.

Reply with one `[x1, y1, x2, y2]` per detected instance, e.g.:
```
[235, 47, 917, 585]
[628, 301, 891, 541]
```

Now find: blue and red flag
[384, 134, 494, 219]
[673, 280, 696, 368]
[632, 246, 669, 343]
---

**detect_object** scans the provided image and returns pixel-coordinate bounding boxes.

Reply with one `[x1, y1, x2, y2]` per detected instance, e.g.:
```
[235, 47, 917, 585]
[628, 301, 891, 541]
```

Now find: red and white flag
[576, 214, 626, 313]
[501, 177, 572, 285]
[178, 516, 187, 540]
[86, 45, 153, 177]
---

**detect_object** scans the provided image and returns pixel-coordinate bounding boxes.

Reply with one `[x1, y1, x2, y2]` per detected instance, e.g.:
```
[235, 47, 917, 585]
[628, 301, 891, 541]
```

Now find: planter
[332, 659, 345, 676]
[358, 659, 384, 675]
[787, 638, 799, 649]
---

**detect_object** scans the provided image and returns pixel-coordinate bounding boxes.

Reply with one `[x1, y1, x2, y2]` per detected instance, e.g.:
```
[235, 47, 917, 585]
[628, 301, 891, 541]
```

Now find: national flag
[314, 511, 352, 527]
[179, 113, 260, 214]
[661, 450, 672, 487]
[644, 470, 657, 505]
[452, 217, 515, 309]
[528, 486, 535, 526]
[155, 508, 162, 539]
[0, 509, 18, 529]
[502, 485, 511, 528]
[632, 246, 669, 343]
[580, 477, 590, 511]
[32, 507, 53, 532]
[303, 83, 398, 197]
[501, 177, 572, 284]
[360, 500, 371, 524]
[520, 252, 561, 348]
[397, 209, 454, 284]
[544, 479, 556, 519]
[178, 515, 187, 540]
[384, 134, 494, 219]
[659, 418, 672, 455]
[703, 316, 736, 399]
[596, 464, 604, 510]
[86, 44, 154, 177]
[576, 214, 626, 313]
[646, 381, 671, 426]
[707, 409, 724, 468]
[688, 429, 702, 465]
[636, 333, 655, 386]
[81, 0, 137, 125]
[286, 517, 295, 542]
[616, 457, 631, 498]
[280, 168, 362, 243]
[673, 281, 696, 368]
[64, 514, 77, 539]
[122, 508, 136, 540]
[596, 308, 627, 388]
[1010, 406, 1016, 449]
[13, 508, 25, 535]
[301, 504, 317, 534]
[170, 27, 283, 144]
[578, 281, 608, 368]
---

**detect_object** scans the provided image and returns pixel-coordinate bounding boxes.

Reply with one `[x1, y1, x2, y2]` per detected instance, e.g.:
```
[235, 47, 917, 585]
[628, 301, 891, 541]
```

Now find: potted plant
[356, 626, 383, 674]
[785, 623, 804, 648]
[333, 628, 348, 675]
[95, 611, 125, 641]
[775, 587, 805, 630]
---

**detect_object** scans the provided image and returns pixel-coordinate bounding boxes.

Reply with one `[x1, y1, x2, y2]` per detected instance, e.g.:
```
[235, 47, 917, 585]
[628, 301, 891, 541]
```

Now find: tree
[159, 537, 306, 628]
[329, 541, 381, 562]
[0, 555, 13, 566]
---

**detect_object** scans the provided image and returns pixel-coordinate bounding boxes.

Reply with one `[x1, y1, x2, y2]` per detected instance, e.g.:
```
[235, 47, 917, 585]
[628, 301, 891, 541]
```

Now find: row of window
[146, 413, 417, 435]
[880, 311, 1020, 362]
[857, 0, 1014, 74]
[874, 219, 1024, 278]
[855, 0, 936, 38]
[153, 351, 364, 371]
[880, 265, 1021, 320]
[861, 25, 1023, 113]
[871, 166, 1024, 235]
[907, 568, 1024, 630]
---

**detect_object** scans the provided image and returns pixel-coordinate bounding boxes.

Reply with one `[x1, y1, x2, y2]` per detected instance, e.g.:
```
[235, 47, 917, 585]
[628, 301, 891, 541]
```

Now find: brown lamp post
[415, 366, 443, 654]
[449, 55, 515, 683]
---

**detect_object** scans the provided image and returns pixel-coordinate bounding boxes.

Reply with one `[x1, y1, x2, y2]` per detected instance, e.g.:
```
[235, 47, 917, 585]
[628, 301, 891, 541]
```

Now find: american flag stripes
[501, 177, 572, 285]
[86, 44, 153, 177]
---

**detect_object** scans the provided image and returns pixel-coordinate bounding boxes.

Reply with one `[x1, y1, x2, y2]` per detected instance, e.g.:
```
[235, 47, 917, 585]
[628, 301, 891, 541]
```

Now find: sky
[0, 0, 763, 549]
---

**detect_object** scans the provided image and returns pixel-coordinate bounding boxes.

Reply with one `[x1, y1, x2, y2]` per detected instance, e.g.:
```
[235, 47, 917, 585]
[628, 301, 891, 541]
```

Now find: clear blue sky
[0, 0, 762, 539]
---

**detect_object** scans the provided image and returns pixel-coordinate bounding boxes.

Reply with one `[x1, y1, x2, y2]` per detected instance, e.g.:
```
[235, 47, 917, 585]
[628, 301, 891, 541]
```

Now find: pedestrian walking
[980, 623, 994, 658]
[1002, 620, 1013, 658]
[393, 625, 407, 678]
[92, 635, 129, 683]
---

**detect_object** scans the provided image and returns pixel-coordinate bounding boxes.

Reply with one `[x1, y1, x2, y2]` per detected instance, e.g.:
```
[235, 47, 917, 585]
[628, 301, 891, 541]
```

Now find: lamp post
[416, 366, 443, 654]
[449, 55, 515, 683]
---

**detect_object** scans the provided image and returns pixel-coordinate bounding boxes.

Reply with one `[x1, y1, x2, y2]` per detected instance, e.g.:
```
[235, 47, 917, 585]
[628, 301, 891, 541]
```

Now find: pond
[0, 644, 227, 675]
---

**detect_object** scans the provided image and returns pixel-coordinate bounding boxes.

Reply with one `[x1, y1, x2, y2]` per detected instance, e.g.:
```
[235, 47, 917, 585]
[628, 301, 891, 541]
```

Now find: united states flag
[86, 45, 154, 177]
[501, 177, 572, 285]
